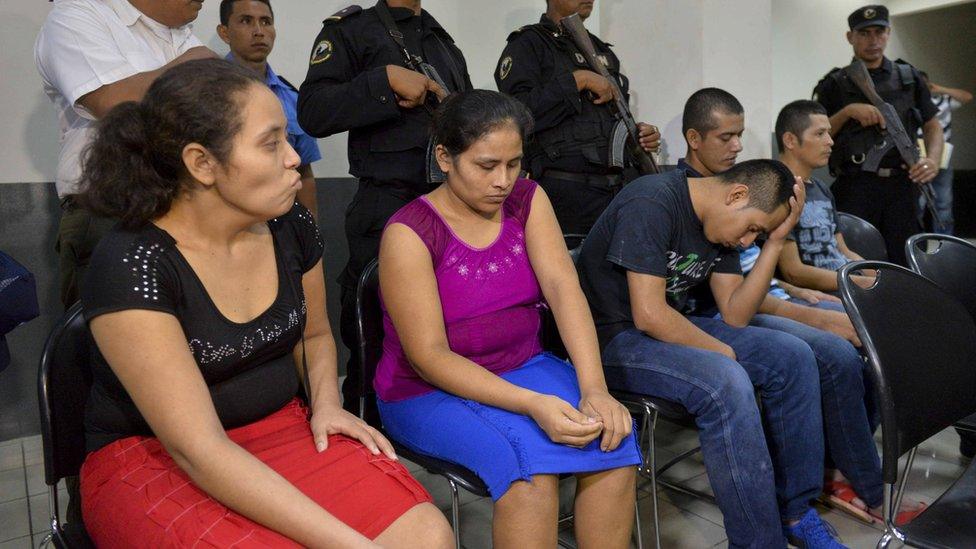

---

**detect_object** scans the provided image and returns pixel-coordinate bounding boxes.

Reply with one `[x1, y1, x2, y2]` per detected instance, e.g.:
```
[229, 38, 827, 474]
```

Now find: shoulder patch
[309, 40, 334, 65]
[323, 5, 361, 24]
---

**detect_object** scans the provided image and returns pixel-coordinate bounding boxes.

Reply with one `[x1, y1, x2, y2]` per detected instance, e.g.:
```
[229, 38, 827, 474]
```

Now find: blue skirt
[378, 353, 642, 500]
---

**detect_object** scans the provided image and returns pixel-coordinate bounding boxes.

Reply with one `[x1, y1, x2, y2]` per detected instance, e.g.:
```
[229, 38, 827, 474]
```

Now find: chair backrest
[906, 233, 976, 321]
[37, 302, 93, 486]
[354, 259, 383, 427]
[837, 212, 887, 261]
[839, 261, 976, 483]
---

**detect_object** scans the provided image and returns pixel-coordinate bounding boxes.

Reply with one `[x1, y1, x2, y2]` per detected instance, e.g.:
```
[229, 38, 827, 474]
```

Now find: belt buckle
[877, 168, 892, 178]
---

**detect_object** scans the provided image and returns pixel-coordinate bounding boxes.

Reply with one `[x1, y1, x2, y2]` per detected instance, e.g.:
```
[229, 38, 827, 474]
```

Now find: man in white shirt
[35, 0, 216, 308]
[917, 71, 972, 235]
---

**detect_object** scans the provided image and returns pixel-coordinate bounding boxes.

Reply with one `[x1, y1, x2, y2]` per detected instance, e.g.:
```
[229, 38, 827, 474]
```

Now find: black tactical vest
[517, 24, 625, 176]
[822, 60, 922, 176]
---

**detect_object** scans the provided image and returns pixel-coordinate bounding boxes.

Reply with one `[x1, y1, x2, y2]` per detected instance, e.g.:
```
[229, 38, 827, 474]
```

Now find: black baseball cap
[848, 5, 890, 31]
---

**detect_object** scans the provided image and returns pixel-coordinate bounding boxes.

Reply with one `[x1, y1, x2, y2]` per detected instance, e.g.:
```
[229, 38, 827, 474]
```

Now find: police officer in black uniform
[813, 5, 942, 266]
[297, 1, 471, 421]
[495, 0, 661, 236]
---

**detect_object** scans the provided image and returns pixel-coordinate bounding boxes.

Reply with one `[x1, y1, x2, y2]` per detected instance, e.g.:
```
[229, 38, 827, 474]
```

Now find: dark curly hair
[431, 89, 534, 157]
[78, 59, 262, 228]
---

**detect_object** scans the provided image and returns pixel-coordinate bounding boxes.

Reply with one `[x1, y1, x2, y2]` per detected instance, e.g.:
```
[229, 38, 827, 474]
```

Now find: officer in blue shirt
[218, 0, 321, 217]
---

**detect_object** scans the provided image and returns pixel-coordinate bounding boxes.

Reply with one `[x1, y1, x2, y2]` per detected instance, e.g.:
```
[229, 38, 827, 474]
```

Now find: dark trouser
[56, 199, 115, 528]
[537, 170, 622, 236]
[338, 179, 421, 424]
[56, 200, 116, 308]
[831, 172, 921, 266]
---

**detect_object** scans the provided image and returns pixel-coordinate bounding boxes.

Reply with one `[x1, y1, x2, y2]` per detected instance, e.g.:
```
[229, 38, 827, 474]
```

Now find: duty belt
[543, 169, 622, 188]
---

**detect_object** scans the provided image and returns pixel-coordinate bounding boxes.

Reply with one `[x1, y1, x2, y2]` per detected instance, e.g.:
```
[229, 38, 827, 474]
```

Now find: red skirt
[80, 399, 432, 547]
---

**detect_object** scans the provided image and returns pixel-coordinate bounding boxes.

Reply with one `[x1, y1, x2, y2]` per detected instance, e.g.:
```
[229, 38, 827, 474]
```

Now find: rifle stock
[561, 13, 658, 175]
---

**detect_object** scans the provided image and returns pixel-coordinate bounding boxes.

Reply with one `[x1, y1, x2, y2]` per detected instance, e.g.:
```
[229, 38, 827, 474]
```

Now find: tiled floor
[0, 426, 968, 548]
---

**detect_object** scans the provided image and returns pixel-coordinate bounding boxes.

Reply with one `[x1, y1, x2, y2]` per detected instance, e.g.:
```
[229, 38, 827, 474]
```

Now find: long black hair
[431, 89, 534, 156]
[78, 59, 262, 228]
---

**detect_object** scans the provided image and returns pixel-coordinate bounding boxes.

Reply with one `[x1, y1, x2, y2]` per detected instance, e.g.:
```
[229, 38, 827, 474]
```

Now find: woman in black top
[77, 59, 450, 548]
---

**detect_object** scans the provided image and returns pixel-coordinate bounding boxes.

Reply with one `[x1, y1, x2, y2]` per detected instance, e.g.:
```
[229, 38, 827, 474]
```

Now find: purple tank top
[374, 179, 544, 401]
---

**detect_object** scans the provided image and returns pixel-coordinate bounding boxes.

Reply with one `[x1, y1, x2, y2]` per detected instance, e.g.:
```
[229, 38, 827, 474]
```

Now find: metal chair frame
[36, 302, 94, 549]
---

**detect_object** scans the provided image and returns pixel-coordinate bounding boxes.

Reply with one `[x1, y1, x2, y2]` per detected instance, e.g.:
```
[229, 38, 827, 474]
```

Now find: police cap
[848, 5, 890, 31]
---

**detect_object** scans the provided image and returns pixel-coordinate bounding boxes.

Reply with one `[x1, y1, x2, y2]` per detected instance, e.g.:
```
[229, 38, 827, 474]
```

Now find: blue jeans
[786, 297, 845, 313]
[918, 167, 954, 234]
[602, 318, 823, 549]
[748, 314, 882, 507]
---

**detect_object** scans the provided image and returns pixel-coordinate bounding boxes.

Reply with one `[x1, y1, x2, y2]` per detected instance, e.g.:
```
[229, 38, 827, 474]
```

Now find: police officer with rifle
[496, 0, 661, 235]
[813, 5, 943, 266]
[298, 0, 471, 422]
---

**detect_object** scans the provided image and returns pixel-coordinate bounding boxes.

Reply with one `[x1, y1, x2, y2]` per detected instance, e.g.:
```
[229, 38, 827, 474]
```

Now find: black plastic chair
[838, 261, 976, 549]
[36, 302, 95, 549]
[906, 234, 976, 455]
[905, 234, 976, 320]
[837, 212, 888, 261]
[354, 260, 489, 549]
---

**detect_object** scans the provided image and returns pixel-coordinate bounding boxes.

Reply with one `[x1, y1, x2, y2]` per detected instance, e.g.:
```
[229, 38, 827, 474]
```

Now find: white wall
[601, 0, 773, 164]
[887, 2, 976, 168]
[771, 0, 975, 153]
[8, 0, 967, 184]
[0, 0, 558, 184]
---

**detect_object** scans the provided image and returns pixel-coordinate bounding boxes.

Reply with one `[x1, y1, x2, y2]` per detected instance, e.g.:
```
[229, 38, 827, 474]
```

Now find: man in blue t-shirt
[219, 0, 321, 217]
[776, 100, 874, 294]
[578, 158, 849, 548]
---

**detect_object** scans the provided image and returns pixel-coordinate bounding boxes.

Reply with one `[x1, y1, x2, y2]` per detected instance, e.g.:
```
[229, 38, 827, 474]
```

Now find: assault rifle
[845, 59, 944, 228]
[374, 0, 452, 184]
[561, 13, 659, 175]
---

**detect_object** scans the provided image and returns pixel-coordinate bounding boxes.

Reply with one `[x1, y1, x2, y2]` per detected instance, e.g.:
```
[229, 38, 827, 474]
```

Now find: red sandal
[867, 499, 929, 526]
[821, 479, 875, 524]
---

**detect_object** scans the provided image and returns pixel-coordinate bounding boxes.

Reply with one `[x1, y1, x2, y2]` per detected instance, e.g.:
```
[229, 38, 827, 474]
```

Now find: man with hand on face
[297, 0, 471, 423]
[813, 5, 942, 266]
[36, 0, 217, 309]
[577, 156, 852, 548]
[495, 0, 662, 235]
[681, 92, 927, 527]
[218, 0, 321, 217]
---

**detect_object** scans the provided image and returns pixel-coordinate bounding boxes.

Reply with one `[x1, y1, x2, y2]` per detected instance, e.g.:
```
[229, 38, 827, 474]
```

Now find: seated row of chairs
[36, 215, 976, 549]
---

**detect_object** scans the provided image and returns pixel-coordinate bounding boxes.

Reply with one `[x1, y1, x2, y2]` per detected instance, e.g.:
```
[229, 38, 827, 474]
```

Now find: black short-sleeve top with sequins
[80, 203, 324, 453]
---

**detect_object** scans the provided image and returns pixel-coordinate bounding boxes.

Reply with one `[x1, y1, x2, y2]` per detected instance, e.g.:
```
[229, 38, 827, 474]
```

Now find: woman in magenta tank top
[375, 90, 641, 547]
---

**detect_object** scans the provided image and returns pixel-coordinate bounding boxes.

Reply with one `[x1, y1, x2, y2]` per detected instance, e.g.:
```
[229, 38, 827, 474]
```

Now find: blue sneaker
[784, 508, 848, 548]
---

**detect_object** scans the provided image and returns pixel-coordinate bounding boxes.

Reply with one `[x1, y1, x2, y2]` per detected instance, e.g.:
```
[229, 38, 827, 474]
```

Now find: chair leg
[37, 532, 52, 549]
[893, 446, 917, 516]
[876, 532, 893, 549]
[643, 406, 661, 549]
[449, 479, 462, 549]
[633, 496, 644, 549]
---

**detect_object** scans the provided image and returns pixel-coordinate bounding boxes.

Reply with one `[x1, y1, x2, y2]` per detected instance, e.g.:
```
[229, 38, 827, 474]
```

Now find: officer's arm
[495, 36, 582, 133]
[297, 25, 400, 138]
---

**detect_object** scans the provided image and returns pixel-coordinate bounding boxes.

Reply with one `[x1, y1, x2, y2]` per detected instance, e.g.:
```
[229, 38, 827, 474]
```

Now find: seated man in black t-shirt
[578, 159, 846, 548]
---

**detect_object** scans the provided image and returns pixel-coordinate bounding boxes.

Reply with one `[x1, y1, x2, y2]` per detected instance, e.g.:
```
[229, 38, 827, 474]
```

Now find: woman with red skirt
[76, 59, 451, 548]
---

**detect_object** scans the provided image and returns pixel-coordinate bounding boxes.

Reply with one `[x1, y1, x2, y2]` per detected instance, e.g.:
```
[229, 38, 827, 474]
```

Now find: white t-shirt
[35, 0, 202, 197]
